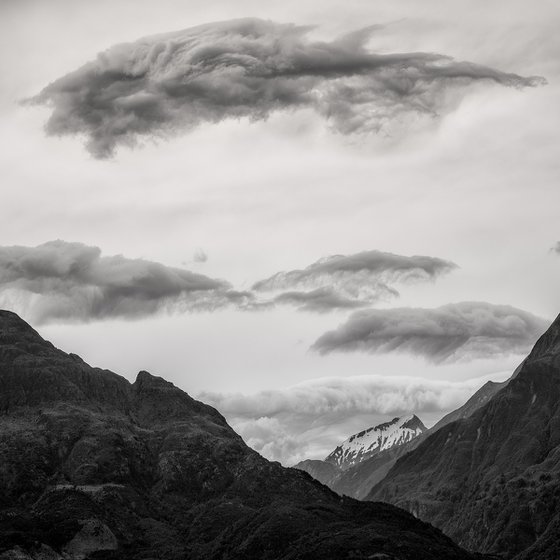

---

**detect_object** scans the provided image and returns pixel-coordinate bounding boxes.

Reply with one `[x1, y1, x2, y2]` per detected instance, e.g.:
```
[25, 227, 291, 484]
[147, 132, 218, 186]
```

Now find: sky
[1, 0, 559, 465]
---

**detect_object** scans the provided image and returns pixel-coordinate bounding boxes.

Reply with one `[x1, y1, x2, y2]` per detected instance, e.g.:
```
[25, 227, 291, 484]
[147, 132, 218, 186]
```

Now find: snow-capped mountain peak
[325, 415, 426, 470]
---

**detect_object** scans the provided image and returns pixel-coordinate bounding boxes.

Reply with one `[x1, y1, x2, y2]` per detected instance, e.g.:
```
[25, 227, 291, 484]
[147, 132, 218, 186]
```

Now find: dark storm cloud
[28, 18, 545, 157]
[312, 302, 548, 362]
[253, 250, 457, 311]
[0, 240, 248, 323]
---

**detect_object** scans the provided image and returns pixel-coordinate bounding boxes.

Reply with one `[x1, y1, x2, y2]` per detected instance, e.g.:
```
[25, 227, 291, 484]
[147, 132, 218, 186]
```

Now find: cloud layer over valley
[200, 372, 514, 464]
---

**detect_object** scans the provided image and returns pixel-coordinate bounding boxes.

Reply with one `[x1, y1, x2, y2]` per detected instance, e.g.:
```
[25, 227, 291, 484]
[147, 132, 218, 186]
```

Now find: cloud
[0, 242, 458, 321]
[550, 242, 560, 254]
[272, 288, 370, 312]
[254, 250, 457, 311]
[312, 302, 548, 362]
[193, 249, 208, 263]
[232, 416, 306, 465]
[0, 240, 249, 323]
[27, 18, 544, 158]
[200, 372, 509, 465]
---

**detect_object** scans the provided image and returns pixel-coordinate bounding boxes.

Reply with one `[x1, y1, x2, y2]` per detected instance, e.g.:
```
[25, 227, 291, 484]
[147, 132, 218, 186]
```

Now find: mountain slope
[330, 439, 419, 500]
[369, 313, 560, 559]
[291, 459, 340, 486]
[430, 380, 508, 433]
[0, 310, 482, 560]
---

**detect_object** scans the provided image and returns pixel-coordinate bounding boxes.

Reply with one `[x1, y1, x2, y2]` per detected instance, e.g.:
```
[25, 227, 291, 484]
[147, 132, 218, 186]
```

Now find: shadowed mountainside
[0, 310, 484, 560]
[369, 313, 560, 559]
[290, 459, 340, 487]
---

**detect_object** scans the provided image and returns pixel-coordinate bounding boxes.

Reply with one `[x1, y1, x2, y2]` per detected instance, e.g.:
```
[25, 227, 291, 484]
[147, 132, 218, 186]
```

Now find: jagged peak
[401, 414, 426, 431]
[132, 369, 229, 427]
[325, 414, 425, 469]
[134, 370, 174, 389]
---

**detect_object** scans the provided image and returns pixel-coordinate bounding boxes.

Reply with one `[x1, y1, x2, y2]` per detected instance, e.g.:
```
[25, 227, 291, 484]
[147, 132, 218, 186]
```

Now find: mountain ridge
[0, 310, 482, 560]
[369, 312, 560, 559]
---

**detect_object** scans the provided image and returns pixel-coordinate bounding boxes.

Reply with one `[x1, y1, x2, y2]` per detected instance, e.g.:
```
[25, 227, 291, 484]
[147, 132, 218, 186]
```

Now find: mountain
[430, 379, 507, 433]
[329, 378, 509, 500]
[294, 415, 425, 494]
[325, 415, 426, 471]
[296, 382, 506, 500]
[290, 459, 340, 486]
[329, 438, 421, 500]
[0, 310, 483, 560]
[369, 313, 560, 560]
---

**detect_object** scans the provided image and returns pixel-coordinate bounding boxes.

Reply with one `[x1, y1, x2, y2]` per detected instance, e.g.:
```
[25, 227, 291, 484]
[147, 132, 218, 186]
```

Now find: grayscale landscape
[1, 1, 559, 558]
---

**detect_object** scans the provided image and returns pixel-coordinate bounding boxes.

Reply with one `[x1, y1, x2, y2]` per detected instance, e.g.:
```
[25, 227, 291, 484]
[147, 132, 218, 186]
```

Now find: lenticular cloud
[312, 302, 548, 362]
[254, 250, 457, 311]
[28, 18, 544, 157]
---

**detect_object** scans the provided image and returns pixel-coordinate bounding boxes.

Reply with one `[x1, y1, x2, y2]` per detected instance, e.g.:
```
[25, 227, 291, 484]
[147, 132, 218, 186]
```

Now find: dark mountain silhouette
[369, 313, 560, 559]
[430, 379, 508, 434]
[295, 381, 507, 500]
[0, 310, 483, 560]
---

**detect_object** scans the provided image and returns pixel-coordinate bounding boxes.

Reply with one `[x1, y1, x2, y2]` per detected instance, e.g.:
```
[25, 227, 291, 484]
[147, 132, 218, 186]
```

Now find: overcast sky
[1, 0, 559, 465]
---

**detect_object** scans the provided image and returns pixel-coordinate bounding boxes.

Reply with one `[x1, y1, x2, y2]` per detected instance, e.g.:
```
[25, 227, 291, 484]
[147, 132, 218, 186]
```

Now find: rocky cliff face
[0, 311, 481, 560]
[370, 313, 560, 560]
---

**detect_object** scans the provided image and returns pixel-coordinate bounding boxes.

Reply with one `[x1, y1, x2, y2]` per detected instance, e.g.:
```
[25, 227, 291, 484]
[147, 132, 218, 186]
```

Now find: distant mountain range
[0, 310, 480, 560]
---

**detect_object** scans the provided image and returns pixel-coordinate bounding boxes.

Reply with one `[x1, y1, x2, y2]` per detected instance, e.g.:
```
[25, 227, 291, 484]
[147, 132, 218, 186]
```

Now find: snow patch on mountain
[325, 415, 426, 470]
